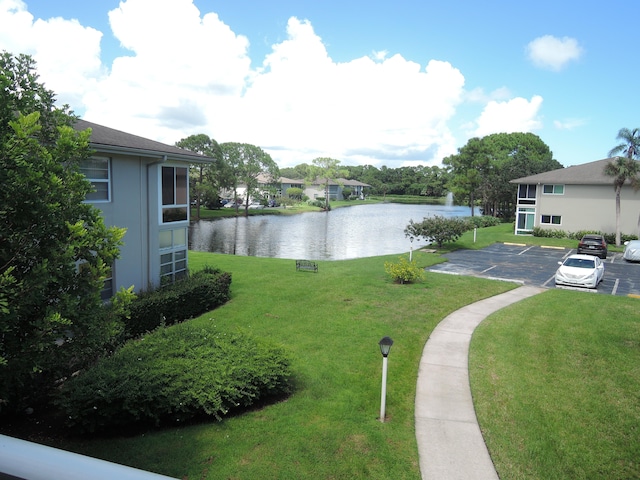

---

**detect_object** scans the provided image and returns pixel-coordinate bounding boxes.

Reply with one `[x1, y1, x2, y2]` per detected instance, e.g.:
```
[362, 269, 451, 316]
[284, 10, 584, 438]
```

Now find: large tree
[175, 134, 223, 219]
[444, 133, 560, 218]
[220, 143, 279, 216]
[0, 52, 126, 412]
[443, 137, 488, 216]
[605, 128, 640, 245]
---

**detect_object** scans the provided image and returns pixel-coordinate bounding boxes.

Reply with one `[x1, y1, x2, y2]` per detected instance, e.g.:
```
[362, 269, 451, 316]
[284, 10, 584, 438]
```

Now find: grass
[470, 290, 640, 479]
[191, 199, 378, 219]
[56, 251, 514, 479]
[46, 223, 637, 478]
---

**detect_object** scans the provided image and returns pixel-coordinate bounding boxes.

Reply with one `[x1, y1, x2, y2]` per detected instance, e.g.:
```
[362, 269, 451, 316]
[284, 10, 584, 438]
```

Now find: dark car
[577, 234, 608, 259]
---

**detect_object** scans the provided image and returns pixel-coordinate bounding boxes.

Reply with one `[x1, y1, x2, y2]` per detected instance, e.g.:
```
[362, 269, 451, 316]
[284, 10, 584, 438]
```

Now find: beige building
[511, 158, 640, 237]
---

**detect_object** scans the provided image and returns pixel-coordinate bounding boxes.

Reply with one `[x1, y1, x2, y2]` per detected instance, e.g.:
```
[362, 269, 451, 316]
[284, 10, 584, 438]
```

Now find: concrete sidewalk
[415, 285, 544, 480]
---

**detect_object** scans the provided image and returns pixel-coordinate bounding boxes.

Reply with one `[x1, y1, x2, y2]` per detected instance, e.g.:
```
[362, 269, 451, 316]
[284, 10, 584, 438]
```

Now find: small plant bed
[56, 322, 293, 434]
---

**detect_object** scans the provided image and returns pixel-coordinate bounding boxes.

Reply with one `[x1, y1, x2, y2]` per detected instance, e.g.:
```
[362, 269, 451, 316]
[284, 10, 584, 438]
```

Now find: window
[159, 228, 187, 284]
[542, 184, 564, 195]
[517, 184, 536, 205]
[80, 156, 110, 202]
[541, 214, 562, 225]
[516, 207, 535, 234]
[161, 166, 188, 222]
[101, 265, 114, 301]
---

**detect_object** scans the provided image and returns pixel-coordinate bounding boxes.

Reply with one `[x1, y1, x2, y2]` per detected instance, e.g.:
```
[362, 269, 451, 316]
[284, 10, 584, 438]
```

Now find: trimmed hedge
[124, 267, 232, 338]
[464, 215, 501, 228]
[56, 322, 293, 433]
[532, 227, 638, 244]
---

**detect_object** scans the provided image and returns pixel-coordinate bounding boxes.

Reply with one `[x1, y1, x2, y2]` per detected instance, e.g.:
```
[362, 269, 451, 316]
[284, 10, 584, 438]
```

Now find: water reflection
[189, 203, 472, 261]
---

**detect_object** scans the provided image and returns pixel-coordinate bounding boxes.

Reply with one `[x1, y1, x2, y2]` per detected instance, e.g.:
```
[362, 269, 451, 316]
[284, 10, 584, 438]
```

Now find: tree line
[179, 131, 566, 221]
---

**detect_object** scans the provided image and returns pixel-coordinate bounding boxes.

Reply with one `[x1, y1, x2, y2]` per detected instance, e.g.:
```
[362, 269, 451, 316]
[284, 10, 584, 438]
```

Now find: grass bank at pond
[471, 290, 640, 479]
[60, 251, 514, 479]
[191, 198, 383, 219]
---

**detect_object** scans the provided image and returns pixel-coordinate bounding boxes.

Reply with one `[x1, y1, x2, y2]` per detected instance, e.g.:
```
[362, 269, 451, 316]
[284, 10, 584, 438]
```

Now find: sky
[1, 0, 638, 169]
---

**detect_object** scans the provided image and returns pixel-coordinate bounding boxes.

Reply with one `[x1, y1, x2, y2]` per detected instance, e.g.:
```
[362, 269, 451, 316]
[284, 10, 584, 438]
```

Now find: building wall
[534, 184, 640, 235]
[90, 154, 149, 293]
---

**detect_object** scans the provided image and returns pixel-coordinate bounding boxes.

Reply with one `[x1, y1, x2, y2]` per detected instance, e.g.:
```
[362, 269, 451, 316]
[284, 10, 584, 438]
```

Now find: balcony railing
[0, 434, 178, 480]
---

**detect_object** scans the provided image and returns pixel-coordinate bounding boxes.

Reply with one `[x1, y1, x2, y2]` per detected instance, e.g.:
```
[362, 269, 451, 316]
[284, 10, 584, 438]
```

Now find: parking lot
[427, 243, 640, 296]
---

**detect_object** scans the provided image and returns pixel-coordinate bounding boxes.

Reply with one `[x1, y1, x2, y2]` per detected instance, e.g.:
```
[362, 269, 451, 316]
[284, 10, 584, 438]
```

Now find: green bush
[405, 215, 471, 248]
[384, 256, 425, 284]
[56, 322, 293, 433]
[464, 215, 501, 228]
[533, 228, 638, 244]
[124, 267, 231, 338]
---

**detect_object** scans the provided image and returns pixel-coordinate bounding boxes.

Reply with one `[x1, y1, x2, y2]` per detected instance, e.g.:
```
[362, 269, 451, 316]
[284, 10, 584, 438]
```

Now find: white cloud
[473, 95, 543, 137]
[0, 0, 468, 167]
[526, 35, 583, 71]
[553, 118, 587, 130]
[0, 0, 104, 107]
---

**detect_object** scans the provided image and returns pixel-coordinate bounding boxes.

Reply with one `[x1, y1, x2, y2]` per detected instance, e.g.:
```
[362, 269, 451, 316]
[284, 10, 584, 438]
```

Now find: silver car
[623, 240, 640, 262]
[555, 254, 604, 289]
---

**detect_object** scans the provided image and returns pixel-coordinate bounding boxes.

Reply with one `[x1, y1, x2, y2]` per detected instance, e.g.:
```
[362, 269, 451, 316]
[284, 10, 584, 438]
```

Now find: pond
[189, 202, 472, 261]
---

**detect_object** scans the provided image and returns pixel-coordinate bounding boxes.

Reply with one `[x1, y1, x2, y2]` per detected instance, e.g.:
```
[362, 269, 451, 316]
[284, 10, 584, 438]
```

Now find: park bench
[296, 260, 318, 272]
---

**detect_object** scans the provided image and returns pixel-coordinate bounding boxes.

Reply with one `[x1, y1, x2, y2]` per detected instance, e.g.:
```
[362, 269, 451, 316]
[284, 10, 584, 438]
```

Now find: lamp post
[409, 237, 414, 261]
[378, 336, 394, 423]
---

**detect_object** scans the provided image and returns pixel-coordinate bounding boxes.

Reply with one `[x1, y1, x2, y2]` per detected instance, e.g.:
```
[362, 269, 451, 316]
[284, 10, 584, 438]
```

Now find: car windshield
[564, 258, 595, 269]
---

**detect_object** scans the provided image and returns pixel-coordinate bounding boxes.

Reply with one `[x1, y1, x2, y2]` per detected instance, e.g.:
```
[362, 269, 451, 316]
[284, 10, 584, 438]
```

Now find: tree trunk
[615, 186, 621, 246]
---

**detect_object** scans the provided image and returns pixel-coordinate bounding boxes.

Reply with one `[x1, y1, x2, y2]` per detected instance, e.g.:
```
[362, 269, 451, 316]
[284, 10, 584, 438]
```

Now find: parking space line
[480, 265, 497, 274]
[612, 278, 619, 296]
[543, 275, 555, 287]
[517, 246, 534, 255]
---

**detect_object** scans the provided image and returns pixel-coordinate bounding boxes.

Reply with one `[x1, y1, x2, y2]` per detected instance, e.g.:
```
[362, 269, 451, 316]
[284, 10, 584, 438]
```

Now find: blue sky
[1, 0, 638, 169]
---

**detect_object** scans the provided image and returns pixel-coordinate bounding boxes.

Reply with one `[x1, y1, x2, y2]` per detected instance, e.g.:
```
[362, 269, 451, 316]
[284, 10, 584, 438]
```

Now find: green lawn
[53, 224, 638, 479]
[59, 251, 514, 479]
[471, 290, 640, 479]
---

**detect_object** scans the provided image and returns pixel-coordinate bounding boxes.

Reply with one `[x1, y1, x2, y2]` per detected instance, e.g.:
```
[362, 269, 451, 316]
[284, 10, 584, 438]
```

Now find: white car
[623, 240, 640, 262]
[555, 254, 604, 289]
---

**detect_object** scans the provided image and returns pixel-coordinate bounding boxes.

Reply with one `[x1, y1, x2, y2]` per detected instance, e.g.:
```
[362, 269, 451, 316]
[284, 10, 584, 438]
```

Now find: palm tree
[605, 128, 640, 246]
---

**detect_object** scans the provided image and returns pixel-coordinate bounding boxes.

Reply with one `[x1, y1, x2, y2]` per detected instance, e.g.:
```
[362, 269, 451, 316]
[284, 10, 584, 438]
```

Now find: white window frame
[159, 228, 188, 284]
[161, 165, 189, 224]
[540, 214, 562, 225]
[80, 156, 111, 202]
[542, 184, 564, 195]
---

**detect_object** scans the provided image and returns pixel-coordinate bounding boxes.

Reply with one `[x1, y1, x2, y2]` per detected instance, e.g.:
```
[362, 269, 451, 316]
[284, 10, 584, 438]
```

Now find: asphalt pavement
[426, 243, 640, 296]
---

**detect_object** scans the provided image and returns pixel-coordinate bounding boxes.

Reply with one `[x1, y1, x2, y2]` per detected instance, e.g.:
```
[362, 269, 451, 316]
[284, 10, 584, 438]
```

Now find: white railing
[0, 434, 178, 480]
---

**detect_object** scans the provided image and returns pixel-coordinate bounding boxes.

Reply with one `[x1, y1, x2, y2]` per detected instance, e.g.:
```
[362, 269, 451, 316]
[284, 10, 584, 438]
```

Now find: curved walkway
[415, 285, 544, 480]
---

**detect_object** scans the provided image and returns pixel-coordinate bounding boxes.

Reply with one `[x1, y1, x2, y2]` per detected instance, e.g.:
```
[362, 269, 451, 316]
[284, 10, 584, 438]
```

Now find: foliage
[123, 267, 232, 338]
[604, 130, 640, 245]
[464, 215, 501, 228]
[175, 134, 224, 219]
[0, 53, 126, 413]
[56, 322, 293, 433]
[384, 256, 425, 284]
[532, 227, 637, 244]
[220, 142, 280, 216]
[443, 132, 561, 218]
[405, 215, 471, 248]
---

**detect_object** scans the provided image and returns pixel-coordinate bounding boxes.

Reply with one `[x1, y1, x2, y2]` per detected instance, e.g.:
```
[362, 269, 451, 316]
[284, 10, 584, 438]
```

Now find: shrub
[56, 322, 294, 433]
[405, 215, 471, 248]
[307, 199, 325, 208]
[384, 256, 425, 284]
[124, 267, 231, 338]
[465, 215, 501, 228]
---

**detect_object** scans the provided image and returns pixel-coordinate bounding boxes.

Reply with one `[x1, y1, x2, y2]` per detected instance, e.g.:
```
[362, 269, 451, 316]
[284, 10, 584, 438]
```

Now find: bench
[296, 260, 318, 272]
